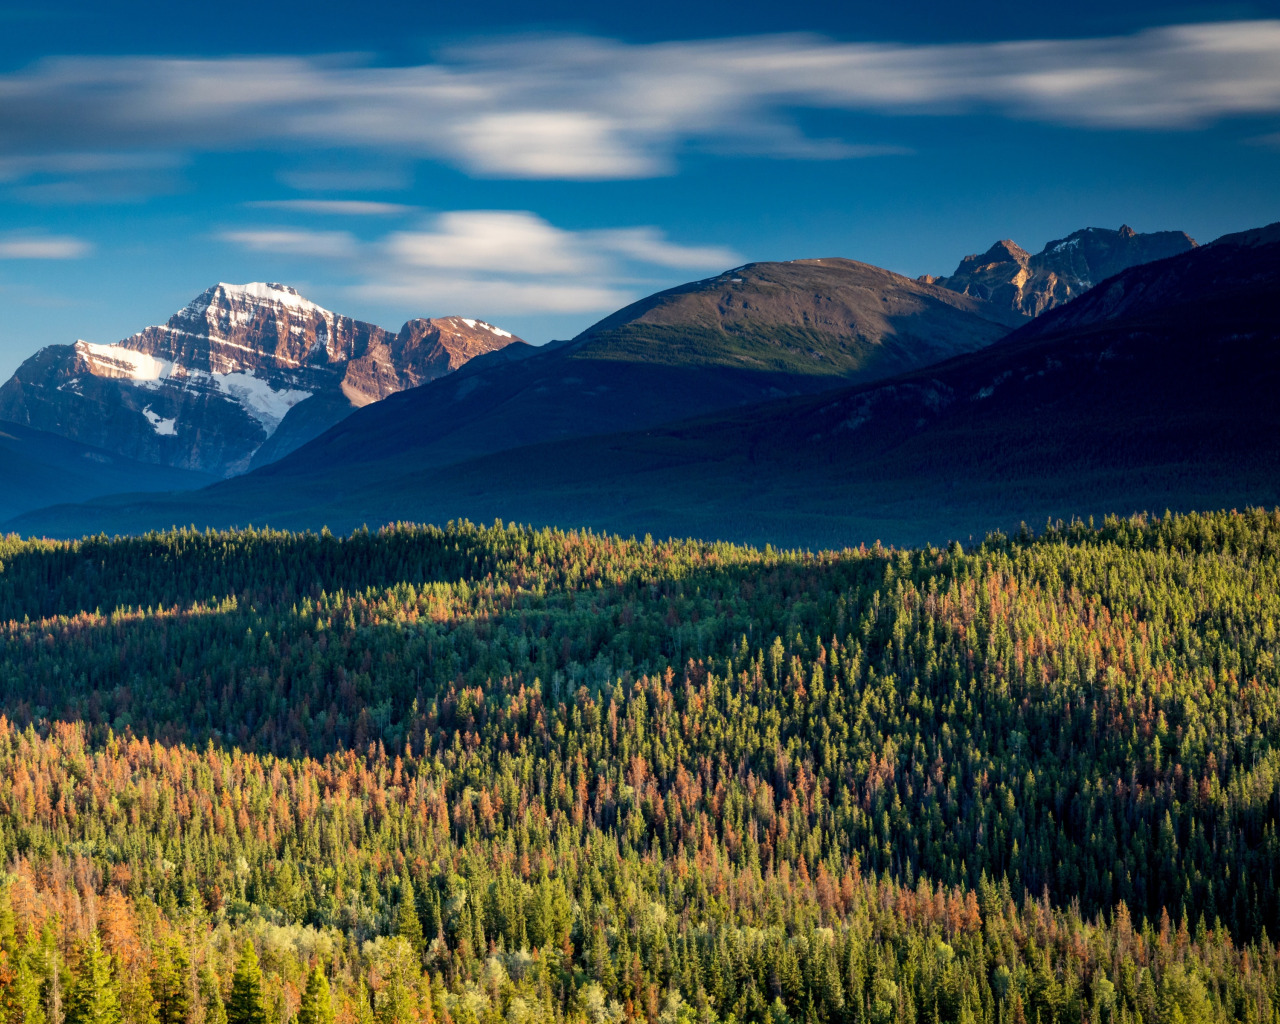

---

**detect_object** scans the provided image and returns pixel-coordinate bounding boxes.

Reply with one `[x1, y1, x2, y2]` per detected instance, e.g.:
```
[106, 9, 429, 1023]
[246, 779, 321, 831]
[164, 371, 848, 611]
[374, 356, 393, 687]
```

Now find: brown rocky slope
[0, 283, 521, 477]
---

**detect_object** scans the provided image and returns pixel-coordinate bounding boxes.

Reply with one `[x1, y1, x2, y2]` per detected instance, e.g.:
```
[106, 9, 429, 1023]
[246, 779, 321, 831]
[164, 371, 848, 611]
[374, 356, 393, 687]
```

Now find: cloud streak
[245, 199, 415, 216]
[0, 234, 92, 258]
[218, 210, 741, 315]
[0, 21, 1277, 182]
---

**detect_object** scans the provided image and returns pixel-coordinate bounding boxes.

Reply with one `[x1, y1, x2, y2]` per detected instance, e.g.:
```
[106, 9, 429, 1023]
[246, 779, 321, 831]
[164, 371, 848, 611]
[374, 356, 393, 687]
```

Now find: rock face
[0, 284, 520, 476]
[930, 226, 1197, 317]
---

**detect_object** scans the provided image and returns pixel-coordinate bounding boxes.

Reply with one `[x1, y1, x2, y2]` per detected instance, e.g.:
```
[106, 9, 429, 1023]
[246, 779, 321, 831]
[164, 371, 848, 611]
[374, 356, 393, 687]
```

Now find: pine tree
[226, 941, 268, 1024]
[0, 885, 15, 962]
[152, 939, 191, 1024]
[199, 964, 227, 1024]
[297, 966, 334, 1024]
[9, 949, 46, 1024]
[64, 932, 122, 1024]
[396, 874, 425, 957]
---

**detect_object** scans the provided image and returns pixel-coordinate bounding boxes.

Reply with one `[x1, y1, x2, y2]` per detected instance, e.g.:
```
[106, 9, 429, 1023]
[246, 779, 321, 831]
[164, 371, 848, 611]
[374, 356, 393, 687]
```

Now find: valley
[0, 220, 1276, 1024]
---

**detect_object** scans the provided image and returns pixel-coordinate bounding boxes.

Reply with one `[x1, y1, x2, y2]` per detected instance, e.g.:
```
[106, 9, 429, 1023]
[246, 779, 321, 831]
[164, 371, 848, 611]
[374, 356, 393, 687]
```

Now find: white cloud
[384, 211, 596, 275]
[245, 199, 415, 216]
[585, 227, 740, 270]
[0, 150, 183, 183]
[218, 228, 359, 259]
[0, 234, 92, 258]
[218, 209, 743, 315]
[353, 275, 631, 315]
[0, 21, 1276, 183]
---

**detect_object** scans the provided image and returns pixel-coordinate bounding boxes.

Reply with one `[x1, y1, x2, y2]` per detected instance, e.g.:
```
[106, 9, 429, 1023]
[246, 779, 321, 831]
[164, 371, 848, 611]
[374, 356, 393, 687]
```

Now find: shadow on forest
[0, 540, 893, 759]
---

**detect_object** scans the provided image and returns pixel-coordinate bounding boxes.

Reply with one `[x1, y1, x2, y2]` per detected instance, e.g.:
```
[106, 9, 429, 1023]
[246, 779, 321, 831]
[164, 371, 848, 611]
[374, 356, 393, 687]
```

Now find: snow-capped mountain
[924, 226, 1197, 317]
[0, 283, 522, 477]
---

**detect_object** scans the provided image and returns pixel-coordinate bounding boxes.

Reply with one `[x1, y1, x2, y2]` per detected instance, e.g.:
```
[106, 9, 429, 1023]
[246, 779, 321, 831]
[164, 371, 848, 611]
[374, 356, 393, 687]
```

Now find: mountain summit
[928, 225, 1196, 317]
[0, 283, 521, 477]
[566, 257, 1026, 375]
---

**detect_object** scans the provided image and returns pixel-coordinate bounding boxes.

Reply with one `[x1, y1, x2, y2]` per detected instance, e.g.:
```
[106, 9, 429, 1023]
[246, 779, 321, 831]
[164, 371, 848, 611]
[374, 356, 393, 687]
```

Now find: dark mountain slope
[0, 420, 214, 521]
[1, 257, 1019, 540]
[201, 258, 1019, 490]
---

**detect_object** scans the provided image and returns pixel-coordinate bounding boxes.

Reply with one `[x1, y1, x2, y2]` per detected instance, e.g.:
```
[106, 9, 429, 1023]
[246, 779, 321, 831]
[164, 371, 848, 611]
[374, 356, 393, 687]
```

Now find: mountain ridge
[229, 256, 1022, 497]
[16, 222, 1276, 546]
[927, 224, 1197, 317]
[0, 282, 522, 479]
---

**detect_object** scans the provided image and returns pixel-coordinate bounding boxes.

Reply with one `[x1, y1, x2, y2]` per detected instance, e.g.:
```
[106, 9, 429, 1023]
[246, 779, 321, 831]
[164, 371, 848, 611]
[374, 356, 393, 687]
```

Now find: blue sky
[1, 0, 1278, 378]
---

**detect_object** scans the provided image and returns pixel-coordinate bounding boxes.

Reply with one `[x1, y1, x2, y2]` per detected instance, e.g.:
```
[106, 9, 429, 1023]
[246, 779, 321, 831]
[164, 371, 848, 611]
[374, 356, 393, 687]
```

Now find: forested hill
[1, 511, 1279, 1023]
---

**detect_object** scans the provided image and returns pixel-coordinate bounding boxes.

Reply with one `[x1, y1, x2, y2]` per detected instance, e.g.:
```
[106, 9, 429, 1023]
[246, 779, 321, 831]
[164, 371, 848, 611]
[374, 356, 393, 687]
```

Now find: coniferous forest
[0, 511, 1278, 1024]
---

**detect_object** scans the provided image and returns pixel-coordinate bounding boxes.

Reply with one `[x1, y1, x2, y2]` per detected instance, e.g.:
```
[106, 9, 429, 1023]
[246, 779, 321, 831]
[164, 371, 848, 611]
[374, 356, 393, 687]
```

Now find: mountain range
[0, 282, 520, 479]
[924, 224, 1197, 316]
[6, 221, 1274, 545]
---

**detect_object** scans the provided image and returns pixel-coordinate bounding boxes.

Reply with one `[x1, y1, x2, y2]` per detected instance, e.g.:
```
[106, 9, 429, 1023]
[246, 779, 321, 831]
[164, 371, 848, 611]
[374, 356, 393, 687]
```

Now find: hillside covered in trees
[0, 511, 1278, 1023]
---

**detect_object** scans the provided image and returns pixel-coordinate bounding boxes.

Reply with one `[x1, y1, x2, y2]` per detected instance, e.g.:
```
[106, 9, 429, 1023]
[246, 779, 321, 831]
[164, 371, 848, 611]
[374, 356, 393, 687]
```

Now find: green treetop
[226, 941, 267, 1024]
[64, 933, 122, 1024]
[297, 966, 334, 1024]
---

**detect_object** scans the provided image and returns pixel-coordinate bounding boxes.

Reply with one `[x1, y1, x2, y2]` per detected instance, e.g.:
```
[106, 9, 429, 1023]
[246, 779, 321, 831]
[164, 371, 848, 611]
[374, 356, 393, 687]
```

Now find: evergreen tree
[396, 874, 424, 957]
[226, 941, 267, 1024]
[297, 966, 334, 1024]
[199, 964, 227, 1024]
[8, 950, 46, 1024]
[0, 885, 15, 962]
[64, 933, 122, 1024]
[152, 939, 191, 1024]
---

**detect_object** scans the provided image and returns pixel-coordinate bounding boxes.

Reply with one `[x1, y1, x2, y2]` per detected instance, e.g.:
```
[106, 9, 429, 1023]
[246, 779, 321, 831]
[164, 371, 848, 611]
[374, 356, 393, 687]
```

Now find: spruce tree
[296, 966, 334, 1024]
[0, 884, 15, 961]
[64, 932, 122, 1024]
[199, 963, 227, 1024]
[152, 938, 191, 1024]
[10, 951, 47, 1024]
[226, 941, 267, 1024]
[396, 874, 424, 957]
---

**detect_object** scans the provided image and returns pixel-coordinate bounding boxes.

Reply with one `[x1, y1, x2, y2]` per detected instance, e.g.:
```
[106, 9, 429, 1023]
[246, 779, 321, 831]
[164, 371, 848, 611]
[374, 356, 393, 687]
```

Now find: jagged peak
[178, 281, 331, 319]
[439, 316, 516, 339]
[959, 239, 1029, 268]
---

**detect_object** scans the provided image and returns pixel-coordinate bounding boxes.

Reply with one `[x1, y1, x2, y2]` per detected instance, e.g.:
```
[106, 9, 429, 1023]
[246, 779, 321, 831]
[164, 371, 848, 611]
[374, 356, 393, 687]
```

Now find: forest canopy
[0, 510, 1277, 1024]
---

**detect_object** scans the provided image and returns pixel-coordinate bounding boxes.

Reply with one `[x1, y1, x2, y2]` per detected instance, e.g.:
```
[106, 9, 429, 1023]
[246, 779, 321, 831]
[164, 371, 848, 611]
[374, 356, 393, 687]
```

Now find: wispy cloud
[0, 21, 1277, 184]
[0, 234, 92, 258]
[276, 166, 412, 193]
[219, 229, 359, 259]
[218, 210, 741, 314]
[0, 151, 185, 205]
[245, 199, 415, 216]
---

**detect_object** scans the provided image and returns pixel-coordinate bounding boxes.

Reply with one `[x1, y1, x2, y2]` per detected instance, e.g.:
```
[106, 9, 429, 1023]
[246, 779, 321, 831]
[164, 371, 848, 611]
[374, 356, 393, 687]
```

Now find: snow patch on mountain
[141, 406, 177, 436]
[180, 282, 328, 318]
[214, 372, 311, 434]
[455, 317, 514, 339]
[78, 341, 175, 381]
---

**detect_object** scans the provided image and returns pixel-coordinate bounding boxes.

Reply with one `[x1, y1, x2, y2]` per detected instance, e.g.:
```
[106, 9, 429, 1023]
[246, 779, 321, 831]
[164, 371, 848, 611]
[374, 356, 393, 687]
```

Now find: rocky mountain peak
[0, 284, 522, 477]
[930, 225, 1196, 317]
[982, 239, 1030, 264]
[188, 281, 317, 312]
